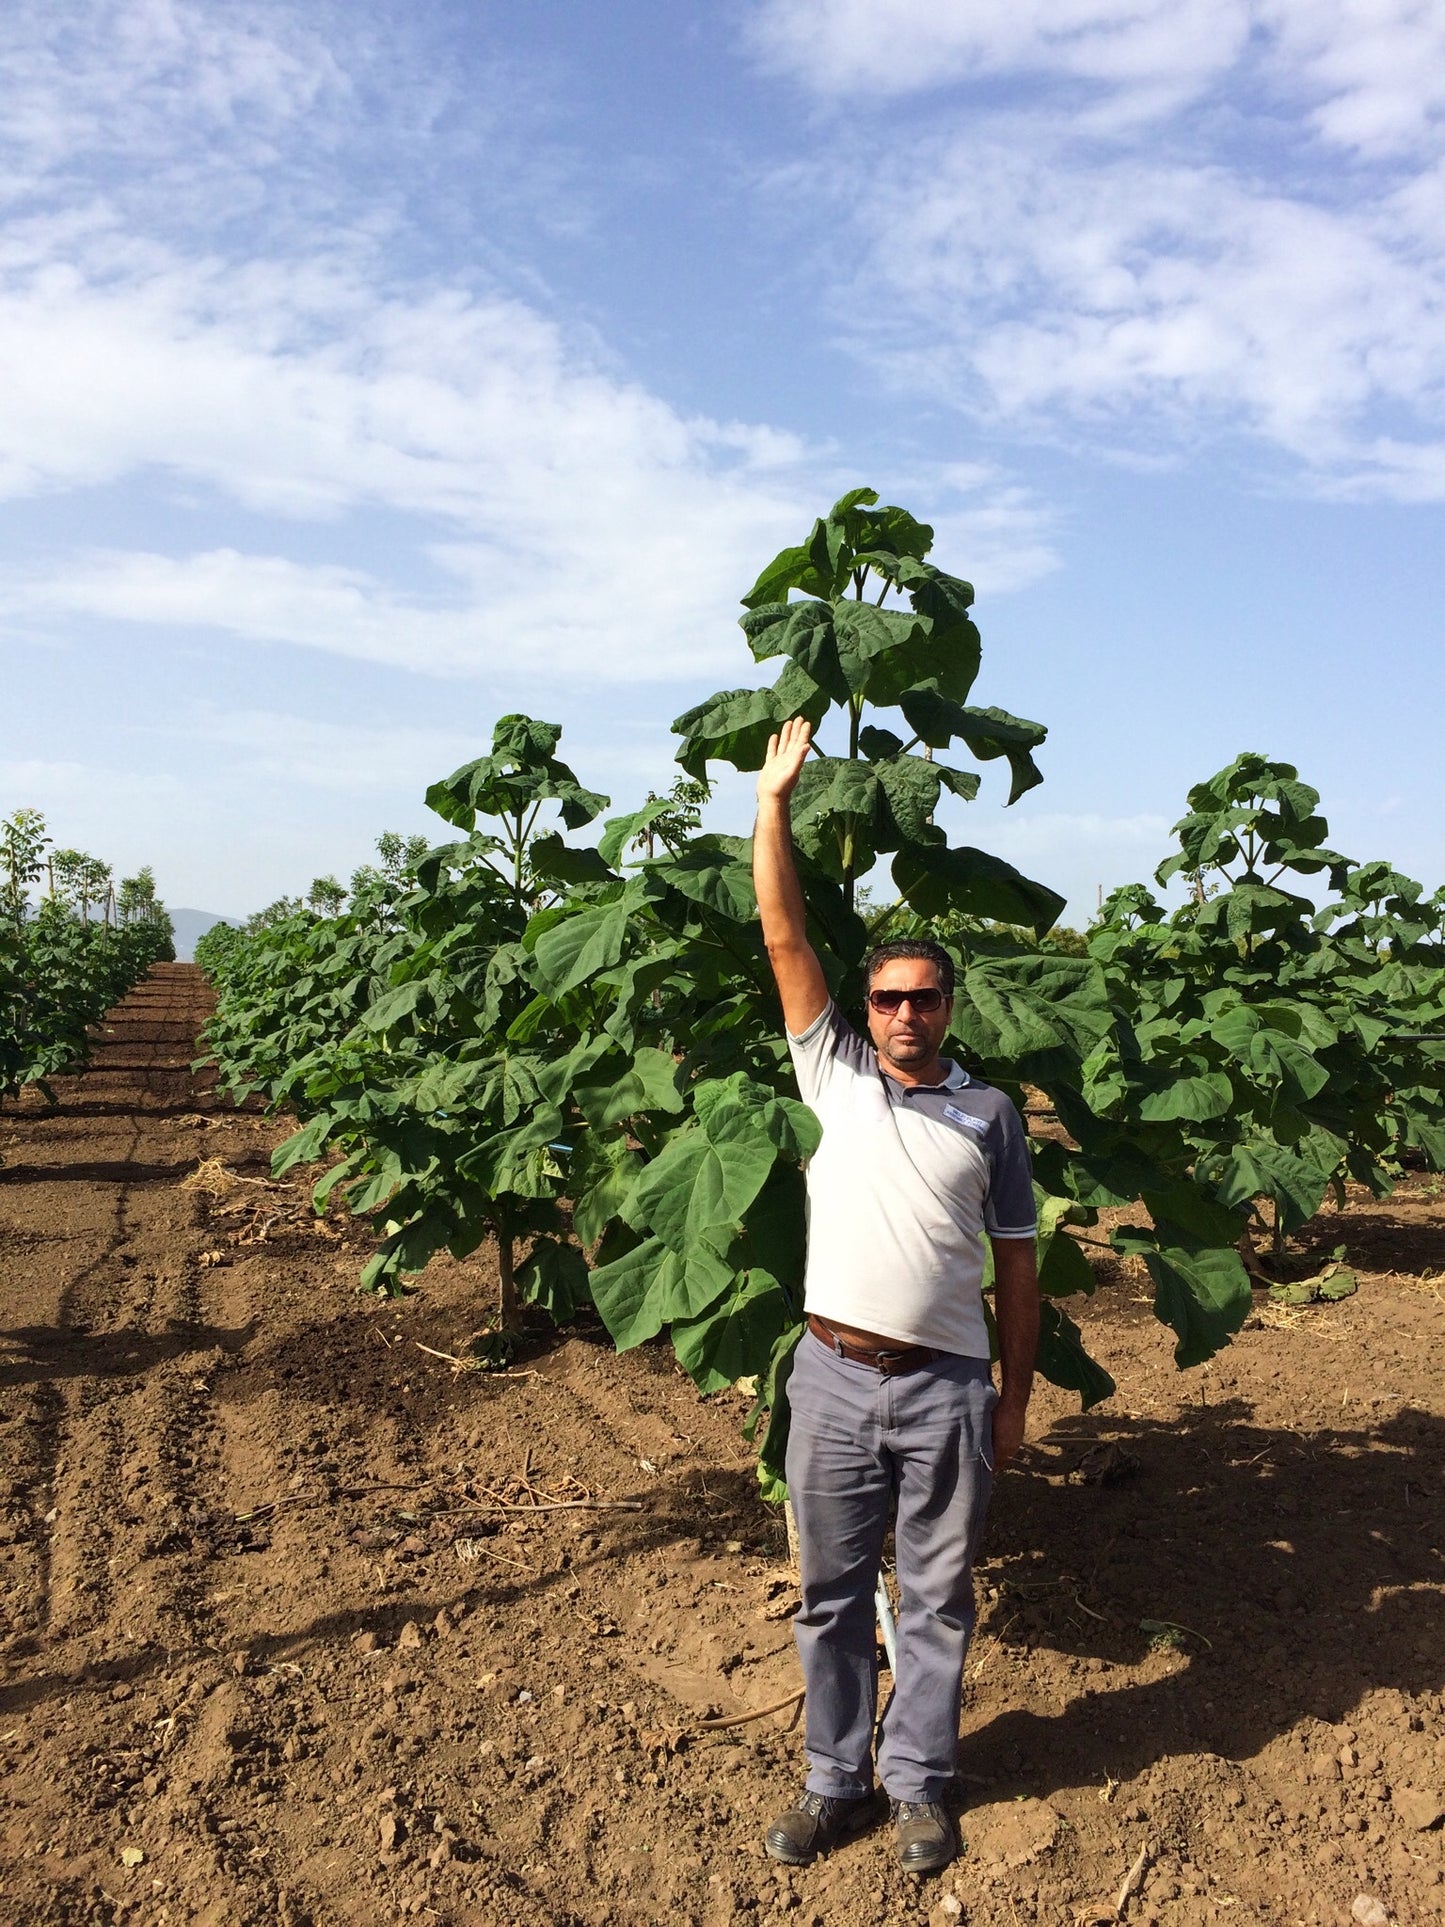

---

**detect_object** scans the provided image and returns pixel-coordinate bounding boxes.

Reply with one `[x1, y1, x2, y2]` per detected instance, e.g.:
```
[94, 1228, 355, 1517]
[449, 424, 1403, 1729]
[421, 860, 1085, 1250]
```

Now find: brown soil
[1, 964, 1443, 1927]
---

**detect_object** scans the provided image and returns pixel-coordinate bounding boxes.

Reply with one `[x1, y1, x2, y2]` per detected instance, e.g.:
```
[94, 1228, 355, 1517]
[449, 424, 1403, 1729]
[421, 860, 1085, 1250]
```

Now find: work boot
[764, 1788, 878, 1865]
[891, 1798, 956, 1874]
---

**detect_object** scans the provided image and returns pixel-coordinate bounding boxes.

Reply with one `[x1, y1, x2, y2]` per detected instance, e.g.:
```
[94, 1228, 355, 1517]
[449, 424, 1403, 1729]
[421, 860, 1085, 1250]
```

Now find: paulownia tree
[198, 495, 1445, 1493]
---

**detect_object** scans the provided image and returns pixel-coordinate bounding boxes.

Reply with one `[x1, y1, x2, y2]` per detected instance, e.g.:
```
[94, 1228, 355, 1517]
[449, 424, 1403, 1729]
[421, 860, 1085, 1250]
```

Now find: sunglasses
[867, 987, 947, 1015]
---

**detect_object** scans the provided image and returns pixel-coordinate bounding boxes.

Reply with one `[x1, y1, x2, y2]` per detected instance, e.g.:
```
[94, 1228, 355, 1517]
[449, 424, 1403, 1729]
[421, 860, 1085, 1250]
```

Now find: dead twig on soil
[445, 1497, 645, 1516]
[232, 1476, 438, 1523]
[455, 1538, 535, 1575]
[233, 1493, 310, 1524]
[1114, 1839, 1152, 1918]
[694, 1688, 805, 1732]
[413, 1341, 541, 1378]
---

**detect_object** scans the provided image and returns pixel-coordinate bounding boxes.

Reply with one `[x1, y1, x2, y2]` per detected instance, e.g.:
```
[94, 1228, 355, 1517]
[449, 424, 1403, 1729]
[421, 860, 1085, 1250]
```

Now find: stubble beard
[879, 1032, 935, 1073]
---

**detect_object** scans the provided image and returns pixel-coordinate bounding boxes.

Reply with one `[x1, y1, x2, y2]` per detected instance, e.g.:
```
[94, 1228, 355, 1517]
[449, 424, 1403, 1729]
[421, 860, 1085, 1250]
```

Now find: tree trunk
[496, 1214, 523, 1336]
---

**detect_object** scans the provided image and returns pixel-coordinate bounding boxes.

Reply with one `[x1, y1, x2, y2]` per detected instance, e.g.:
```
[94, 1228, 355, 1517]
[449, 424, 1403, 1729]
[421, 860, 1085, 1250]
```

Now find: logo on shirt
[943, 1104, 988, 1134]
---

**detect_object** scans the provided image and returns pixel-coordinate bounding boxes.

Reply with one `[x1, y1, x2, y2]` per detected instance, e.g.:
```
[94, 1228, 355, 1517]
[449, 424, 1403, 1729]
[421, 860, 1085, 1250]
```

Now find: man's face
[866, 957, 953, 1077]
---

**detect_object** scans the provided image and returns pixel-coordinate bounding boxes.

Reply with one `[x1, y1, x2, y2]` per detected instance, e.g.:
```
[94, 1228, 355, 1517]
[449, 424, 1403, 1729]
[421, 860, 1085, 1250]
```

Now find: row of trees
[1, 807, 172, 930]
[196, 493, 1445, 1492]
[231, 833, 436, 932]
[0, 808, 175, 1113]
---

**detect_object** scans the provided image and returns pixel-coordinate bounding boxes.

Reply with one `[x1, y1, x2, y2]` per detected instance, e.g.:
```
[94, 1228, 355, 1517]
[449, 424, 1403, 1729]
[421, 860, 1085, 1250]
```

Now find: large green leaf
[791, 756, 879, 843]
[672, 659, 828, 779]
[647, 837, 757, 923]
[598, 951, 685, 1049]
[622, 1120, 778, 1253]
[831, 602, 931, 702]
[272, 1112, 333, 1176]
[694, 1070, 822, 1163]
[456, 1103, 565, 1191]
[588, 1233, 735, 1350]
[671, 1268, 793, 1395]
[517, 1237, 590, 1320]
[528, 834, 619, 888]
[1140, 1179, 1248, 1247]
[744, 599, 848, 702]
[737, 1163, 809, 1300]
[893, 844, 1065, 936]
[572, 1046, 685, 1129]
[1037, 1221, 1096, 1300]
[360, 979, 428, 1032]
[1116, 1234, 1252, 1367]
[360, 1209, 455, 1296]
[598, 800, 674, 868]
[1137, 1071, 1234, 1123]
[741, 543, 824, 611]
[426, 714, 607, 832]
[531, 899, 631, 995]
[1208, 1137, 1332, 1231]
[950, 953, 1113, 1062]
[873, 754, 946, 849]
[749, 1321, 806, 1502]
[1035, 1301, 1116, 1406]
[569, 1127, 644, 1246]
[1247, 1030, 1330, 1104]
[898, 693, 1047, 804]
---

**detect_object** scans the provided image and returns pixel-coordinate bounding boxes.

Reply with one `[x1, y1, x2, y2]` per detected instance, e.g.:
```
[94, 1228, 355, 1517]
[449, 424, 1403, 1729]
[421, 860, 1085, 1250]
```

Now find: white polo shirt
[788, 1000, 1037, 1360]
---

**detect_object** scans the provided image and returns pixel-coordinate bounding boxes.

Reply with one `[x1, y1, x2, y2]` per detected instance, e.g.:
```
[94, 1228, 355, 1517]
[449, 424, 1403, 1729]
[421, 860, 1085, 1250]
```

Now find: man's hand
[991, 1393, 1029, 1471]
[757, 717, 812, 805]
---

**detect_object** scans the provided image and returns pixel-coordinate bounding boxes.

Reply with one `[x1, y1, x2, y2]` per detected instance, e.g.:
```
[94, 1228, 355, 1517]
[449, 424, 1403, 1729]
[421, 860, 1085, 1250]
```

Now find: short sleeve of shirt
[982, 1102, 1037, 1238]
[786, 999, 870, 1108]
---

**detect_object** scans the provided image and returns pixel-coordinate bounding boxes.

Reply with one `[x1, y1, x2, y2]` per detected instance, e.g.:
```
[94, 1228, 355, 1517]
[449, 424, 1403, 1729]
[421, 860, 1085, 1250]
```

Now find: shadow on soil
[0, 1158, 228, 1187]
[0, 1318, 260, 1387]
[956, 1396, 1444, 1798]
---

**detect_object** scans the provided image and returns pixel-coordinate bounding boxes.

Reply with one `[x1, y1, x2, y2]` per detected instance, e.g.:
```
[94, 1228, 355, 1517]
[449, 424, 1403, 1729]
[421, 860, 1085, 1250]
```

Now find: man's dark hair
[864, 938, 955, 997]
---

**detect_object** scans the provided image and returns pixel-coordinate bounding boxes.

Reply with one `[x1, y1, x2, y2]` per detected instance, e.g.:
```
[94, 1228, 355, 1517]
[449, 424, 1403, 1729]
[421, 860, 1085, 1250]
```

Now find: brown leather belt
[807, 1314, 936, 1377]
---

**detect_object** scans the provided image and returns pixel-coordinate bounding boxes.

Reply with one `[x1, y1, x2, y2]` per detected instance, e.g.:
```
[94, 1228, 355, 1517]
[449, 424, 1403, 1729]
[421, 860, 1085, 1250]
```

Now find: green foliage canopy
[195, 501, 1445, 1496]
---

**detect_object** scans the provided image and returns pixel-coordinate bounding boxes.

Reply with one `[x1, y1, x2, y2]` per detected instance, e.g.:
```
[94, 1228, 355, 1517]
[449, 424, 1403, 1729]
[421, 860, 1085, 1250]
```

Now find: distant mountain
[168, 908, 241, 963]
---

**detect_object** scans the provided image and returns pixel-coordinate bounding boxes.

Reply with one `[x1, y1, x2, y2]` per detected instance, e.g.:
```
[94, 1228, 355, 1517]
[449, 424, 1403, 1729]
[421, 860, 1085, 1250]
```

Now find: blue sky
[2, 0, 1443, 924]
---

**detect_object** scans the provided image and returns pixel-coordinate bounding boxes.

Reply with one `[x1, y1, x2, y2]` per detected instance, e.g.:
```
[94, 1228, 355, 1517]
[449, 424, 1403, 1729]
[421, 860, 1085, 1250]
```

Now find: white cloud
[0, 2, 1063, 690]
[0, 1, 349, 207]
[747, 0, 1251, 115]
[879, 145, 1445, 458]
[1261, 0, 1445, 158]
[0, 240, 809, 522]
[0, 755, 183, 806]
[180, 707, 482, 795]
[749, 0, 1445, 156]
[749, 0, 1445, 497]
[0, 222, 827, 677]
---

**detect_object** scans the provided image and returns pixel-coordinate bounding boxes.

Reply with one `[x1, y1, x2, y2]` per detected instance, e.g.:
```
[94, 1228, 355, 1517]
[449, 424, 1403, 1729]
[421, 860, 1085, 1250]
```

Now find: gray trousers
[785, 1330, 996, 1804]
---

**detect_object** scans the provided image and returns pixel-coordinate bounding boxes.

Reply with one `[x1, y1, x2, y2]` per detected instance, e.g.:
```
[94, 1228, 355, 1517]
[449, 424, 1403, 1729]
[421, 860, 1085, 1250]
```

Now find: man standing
[753, 716, 1041, 1877]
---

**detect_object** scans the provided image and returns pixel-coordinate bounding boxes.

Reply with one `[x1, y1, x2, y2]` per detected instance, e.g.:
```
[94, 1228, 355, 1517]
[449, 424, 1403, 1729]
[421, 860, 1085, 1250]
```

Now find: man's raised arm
[753, 718, 829, 1038]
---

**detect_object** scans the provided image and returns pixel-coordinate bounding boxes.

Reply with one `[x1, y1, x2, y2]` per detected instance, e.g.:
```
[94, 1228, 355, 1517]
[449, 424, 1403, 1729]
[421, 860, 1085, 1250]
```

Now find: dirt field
[2, 964, 1442, 1927]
